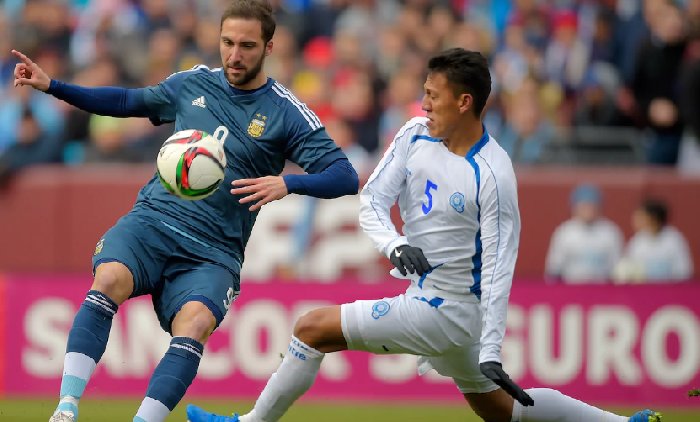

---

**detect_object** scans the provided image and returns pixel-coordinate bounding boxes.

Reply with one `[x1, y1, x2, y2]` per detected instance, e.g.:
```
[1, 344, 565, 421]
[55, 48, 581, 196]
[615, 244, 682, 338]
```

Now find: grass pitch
[0, 398, 698, 421]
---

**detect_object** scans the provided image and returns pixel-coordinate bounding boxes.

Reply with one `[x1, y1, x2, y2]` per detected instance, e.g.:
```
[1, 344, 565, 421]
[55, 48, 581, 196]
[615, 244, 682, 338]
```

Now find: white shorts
[340, 293, 498, 394]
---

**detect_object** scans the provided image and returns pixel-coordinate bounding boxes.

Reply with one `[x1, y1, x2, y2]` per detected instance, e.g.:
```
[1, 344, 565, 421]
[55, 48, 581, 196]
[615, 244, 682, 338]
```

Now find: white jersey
[359, 117, 521, 364]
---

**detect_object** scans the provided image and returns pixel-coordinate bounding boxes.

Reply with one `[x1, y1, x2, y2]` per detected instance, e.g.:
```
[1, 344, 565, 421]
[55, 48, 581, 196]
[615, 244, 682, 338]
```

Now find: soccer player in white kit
[187, 49, 661, 422]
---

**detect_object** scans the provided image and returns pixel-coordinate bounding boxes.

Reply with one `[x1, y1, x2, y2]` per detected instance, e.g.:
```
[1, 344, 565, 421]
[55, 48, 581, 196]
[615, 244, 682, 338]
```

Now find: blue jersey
[132, 65, 345, 269]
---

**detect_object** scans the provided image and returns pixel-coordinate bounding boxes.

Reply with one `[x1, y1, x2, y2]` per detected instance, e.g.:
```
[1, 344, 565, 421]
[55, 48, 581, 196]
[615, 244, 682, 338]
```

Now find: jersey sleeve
[477, 159, 521, 364]
[141, 67, 200, 125]
[285, 126, 346, 174]
[358, 121, 414, 257]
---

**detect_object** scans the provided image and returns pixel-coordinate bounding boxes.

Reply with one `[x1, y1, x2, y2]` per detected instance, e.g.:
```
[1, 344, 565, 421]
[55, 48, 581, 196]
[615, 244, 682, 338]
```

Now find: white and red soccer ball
[156, 129, 226, 200]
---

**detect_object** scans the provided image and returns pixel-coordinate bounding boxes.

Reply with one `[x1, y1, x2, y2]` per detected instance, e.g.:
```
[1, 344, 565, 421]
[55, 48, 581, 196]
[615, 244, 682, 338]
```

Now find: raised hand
[12, 49, 51, 91]
[231, 176, 289, 212]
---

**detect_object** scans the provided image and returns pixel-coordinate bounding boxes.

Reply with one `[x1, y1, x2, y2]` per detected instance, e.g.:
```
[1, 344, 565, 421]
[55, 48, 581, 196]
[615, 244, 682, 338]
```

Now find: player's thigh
[341, 294, 459, 355]
[92, 213, 174, 297]
[155, 262, 239, 335]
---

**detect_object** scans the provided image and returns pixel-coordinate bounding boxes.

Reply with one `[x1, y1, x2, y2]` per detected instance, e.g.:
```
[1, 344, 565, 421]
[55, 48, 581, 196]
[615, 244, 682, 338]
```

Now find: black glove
[480, 361, 534, 406]
[390, 245, 430, 276]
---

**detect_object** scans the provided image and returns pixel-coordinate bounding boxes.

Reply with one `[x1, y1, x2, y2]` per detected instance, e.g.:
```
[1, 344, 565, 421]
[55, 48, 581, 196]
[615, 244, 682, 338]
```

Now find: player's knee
[293, 309, 330, 348]
[465, 390, 513, 422]
[92, 262, 133, 304]
[171, 301, 217, 342]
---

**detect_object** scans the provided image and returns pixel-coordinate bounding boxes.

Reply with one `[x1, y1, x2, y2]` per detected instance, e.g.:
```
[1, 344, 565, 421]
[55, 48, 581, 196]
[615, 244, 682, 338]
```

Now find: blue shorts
[92, 212, 240, 334]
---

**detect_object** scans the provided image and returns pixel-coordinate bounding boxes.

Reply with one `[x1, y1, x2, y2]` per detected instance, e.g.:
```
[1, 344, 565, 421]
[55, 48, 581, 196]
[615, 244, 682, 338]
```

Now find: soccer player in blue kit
[12, 1, 358, 422]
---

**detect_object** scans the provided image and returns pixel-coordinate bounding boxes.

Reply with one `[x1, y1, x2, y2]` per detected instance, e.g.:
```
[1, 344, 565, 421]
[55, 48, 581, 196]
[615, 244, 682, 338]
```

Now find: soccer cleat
[186, 404, 239, 422]
[49, 410, 76, 422]
[629, 409, 662, 422]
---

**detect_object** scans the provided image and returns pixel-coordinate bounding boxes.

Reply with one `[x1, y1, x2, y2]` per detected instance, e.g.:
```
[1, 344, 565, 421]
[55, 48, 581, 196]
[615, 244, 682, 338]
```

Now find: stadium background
[0, 0, 699, 421]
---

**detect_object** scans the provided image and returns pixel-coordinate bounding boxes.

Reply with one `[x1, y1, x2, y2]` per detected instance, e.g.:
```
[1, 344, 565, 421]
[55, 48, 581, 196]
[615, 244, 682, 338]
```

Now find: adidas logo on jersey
[191, 96, 206, 108]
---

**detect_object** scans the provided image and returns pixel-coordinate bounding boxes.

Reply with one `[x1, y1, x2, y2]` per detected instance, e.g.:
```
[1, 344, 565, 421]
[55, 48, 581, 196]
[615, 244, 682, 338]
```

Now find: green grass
[1, 398, 698, 421]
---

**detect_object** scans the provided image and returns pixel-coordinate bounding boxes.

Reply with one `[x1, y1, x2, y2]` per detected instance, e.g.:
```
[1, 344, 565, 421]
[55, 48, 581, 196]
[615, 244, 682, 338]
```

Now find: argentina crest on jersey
[94, 238, 104, 255]
[247, 113, 267, 138]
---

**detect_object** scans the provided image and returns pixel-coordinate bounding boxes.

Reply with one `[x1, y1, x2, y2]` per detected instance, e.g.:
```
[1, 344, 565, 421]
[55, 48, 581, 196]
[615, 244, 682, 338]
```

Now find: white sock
[511, 388, 627, 422]
[134, 397, 170, 422]
[241, 336, 324, 422]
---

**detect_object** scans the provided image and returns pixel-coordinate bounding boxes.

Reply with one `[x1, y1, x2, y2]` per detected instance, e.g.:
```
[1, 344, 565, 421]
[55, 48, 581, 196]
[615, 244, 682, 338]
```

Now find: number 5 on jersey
[422, 179, 438, 214]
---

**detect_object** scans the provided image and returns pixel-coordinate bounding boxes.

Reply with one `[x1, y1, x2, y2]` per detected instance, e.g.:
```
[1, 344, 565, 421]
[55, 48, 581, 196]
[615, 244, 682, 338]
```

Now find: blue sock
[56, 290, 118, 417]
[134, 337, 204, 421]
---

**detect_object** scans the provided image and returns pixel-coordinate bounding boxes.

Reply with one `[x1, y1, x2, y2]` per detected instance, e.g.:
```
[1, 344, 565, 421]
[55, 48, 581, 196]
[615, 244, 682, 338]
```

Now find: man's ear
[459, 93, 473, 114]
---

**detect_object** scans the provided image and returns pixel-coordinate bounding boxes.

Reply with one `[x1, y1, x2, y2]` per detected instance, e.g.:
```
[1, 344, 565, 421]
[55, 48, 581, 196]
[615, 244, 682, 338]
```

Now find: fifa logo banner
[1, 276, 699, 408]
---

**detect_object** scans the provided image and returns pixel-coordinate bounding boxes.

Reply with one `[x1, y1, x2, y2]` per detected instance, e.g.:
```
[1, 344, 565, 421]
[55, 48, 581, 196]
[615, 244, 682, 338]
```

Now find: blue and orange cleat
[629, 409, 662, 422]
[186, 404, 240, 422]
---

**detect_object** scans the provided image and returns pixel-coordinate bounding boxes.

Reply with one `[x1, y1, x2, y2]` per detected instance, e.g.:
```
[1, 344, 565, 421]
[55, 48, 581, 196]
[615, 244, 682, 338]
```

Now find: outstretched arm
[46, 81, 150, 118]
[12, 49, 150, 118]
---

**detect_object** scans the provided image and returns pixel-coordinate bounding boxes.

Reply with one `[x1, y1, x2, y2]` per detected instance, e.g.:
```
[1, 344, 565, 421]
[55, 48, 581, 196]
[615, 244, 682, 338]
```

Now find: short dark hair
[427, 48, 492, 116]
[220, 0, 276, 44]
[641, 198, 668, 227]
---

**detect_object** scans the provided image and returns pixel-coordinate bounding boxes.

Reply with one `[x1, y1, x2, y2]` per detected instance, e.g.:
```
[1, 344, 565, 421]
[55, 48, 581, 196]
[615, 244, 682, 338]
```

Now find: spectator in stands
[379, 69, 422, 151]
[83, 116, 137, 163]
[298, 0, 347, 46]
[573, 62, 625, 127]
[0, 11, 16, 90]
[614, 198, 693, 282]
[545, 183, 624, 283]
[611, 0, 648, 86]
[0, 105, 63, 187]
[0, 76, 64, 164]
[544, 9, 590, 97]
[331, 68, 380, 154]
[334, 0, 399, 65]
[507, 0, 551, 51]
[491, 18, 539, 96]
[585, 3, 617, 65]
[82, 114, 169, 164]
[264, 24, 301, 87]
[498, 76, 556, 164]
[630, 0, 688, 165]
[678, 0, 700, 173]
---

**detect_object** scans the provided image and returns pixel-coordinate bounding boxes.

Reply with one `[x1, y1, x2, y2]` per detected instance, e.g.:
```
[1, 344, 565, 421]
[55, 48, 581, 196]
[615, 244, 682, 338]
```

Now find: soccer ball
[156, 129, 226, 200]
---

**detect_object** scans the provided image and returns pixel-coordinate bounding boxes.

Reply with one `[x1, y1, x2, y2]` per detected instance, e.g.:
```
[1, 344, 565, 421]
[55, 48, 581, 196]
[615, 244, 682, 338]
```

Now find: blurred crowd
[1, 0, 700, 183]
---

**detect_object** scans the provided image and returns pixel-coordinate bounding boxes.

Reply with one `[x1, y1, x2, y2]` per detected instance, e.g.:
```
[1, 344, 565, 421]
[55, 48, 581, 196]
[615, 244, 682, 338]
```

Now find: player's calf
[135, 337, 205, 422]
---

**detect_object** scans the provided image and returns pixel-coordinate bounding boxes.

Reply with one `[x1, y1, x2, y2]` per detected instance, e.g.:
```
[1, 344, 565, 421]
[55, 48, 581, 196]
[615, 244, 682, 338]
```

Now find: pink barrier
[1, 276, 699, 408]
